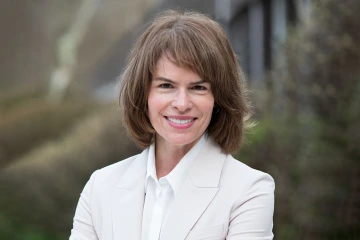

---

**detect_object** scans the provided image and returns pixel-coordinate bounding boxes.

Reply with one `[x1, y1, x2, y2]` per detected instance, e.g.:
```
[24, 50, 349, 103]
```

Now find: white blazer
[70, 138, 275, 240]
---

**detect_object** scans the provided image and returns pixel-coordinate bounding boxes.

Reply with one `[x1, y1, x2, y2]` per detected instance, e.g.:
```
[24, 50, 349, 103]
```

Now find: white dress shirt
[141, 135, 206, 240]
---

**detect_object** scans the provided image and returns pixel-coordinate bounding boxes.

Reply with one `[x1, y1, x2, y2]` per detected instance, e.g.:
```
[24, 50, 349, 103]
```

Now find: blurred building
[215, 0, 311, 88]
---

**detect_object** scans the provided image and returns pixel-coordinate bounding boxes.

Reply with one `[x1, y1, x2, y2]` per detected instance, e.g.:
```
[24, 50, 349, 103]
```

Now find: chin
[166, 134, 201, 147]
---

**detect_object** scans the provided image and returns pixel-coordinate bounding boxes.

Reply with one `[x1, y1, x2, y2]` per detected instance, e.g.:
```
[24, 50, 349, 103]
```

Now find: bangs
[148, 26, 221, 83]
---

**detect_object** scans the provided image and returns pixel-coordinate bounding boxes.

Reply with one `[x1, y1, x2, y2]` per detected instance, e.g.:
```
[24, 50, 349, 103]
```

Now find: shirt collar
[144, 134, 207, 196]
[145, 142, 157, 190]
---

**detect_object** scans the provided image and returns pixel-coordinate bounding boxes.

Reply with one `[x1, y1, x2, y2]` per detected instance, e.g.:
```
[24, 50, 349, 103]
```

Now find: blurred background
[0, 0, 359, 239]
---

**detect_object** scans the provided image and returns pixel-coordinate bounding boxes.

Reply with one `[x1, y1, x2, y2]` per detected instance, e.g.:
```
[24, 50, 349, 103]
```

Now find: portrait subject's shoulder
[222, 155, 275, 195]
[95, 154, 140, 177]
[86, 153, 141, 193]
[224, 156, 275, 239]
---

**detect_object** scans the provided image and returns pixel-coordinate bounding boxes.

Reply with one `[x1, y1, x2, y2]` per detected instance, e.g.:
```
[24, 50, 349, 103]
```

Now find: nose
[172, 89, 192, 112]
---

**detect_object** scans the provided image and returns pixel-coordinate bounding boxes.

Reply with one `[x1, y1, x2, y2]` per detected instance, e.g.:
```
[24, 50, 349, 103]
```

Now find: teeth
[167, 117, 194, 125]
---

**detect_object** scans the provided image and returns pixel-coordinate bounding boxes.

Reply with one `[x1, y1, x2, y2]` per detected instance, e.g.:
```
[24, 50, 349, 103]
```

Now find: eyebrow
[152, 77, 208, 85]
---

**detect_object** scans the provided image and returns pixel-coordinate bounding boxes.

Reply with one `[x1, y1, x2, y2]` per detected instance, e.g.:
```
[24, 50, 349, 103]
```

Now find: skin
[147, 53, 215, 179]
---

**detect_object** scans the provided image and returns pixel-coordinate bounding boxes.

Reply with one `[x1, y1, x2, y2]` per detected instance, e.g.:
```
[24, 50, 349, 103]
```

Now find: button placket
[148, 177, 169, 240]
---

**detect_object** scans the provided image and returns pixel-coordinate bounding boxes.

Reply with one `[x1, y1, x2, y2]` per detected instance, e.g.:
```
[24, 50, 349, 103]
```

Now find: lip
[165, 116, 196, 129]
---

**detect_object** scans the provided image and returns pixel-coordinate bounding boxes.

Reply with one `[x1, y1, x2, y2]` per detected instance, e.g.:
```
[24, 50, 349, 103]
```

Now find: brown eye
[159, 83, 173, 88]
[192, 85, 206, 91]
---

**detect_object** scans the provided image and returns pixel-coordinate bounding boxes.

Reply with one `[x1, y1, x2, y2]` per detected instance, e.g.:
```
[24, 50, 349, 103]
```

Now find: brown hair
[119, 10, 252, 154]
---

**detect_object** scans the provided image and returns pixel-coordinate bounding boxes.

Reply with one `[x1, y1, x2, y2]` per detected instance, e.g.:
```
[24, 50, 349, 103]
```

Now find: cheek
[147, 94, 164, 119]
[204, 98, 215, 115]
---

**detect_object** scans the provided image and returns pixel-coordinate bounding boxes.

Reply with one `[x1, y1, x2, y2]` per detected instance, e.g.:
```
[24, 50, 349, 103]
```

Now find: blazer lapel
[160, 138, 226, 240]
[112, 149, 148, 240]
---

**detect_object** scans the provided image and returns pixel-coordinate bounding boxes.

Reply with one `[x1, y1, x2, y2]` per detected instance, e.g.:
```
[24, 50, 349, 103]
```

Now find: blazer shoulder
[97, 154, 139, 175]
[223, 156, 275, 239]
[222, 155, 275, 193]
[91, 154, 140, 188]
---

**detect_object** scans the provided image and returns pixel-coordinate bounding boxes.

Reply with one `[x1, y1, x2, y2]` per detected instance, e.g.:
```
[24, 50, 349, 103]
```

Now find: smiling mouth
[166, 117, 196, 125]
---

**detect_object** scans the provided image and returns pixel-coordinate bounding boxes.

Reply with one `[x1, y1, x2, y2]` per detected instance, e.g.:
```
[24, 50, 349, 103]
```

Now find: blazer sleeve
[227, 173, 275, 240]
[70, 171, 99, 240]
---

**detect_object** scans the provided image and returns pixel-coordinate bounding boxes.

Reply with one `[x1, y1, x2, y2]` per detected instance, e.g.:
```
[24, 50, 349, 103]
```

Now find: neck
[154, 137, 199, 179]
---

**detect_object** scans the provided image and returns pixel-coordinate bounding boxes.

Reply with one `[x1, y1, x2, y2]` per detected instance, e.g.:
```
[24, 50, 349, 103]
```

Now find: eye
[159, 83, 173, 89]
[191, 85, 207, 91]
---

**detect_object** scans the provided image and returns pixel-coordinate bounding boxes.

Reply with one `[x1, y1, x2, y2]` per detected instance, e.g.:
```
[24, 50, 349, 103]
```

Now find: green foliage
[0, 213, 64, 240]
[266, 0, 360, 239]
[236, 119, 271, 165]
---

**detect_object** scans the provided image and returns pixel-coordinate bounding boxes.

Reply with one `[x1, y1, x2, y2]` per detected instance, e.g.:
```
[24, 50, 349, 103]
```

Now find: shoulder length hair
[119, 10, 252, 154]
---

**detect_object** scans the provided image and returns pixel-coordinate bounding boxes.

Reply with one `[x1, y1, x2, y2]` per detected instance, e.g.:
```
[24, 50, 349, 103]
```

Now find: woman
[70, 10, 274, 240]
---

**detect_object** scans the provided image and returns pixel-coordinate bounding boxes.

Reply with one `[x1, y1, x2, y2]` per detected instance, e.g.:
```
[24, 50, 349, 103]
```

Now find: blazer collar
[160, 137, 227, 240]
[116, 148, 148, 189]
[188, 137, 225, 187]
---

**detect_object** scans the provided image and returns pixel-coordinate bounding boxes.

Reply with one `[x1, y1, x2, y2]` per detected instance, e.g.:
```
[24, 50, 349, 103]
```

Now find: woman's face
[148, 54, 214, 150]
